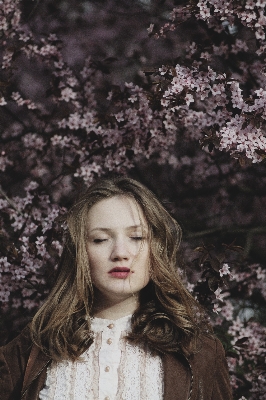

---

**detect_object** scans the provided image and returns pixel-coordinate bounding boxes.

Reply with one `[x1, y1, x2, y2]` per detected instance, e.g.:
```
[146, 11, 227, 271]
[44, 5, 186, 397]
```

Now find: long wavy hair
[31, 176, 212, 361]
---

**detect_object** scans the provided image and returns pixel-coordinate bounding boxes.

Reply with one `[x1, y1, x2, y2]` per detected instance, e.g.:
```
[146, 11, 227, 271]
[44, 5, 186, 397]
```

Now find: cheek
[86, 249, 104, 274]
[87, 244, 103, 260]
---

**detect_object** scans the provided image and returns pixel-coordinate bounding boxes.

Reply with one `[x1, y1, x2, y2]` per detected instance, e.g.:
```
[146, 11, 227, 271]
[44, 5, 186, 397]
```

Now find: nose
[110, 237, 130, 261]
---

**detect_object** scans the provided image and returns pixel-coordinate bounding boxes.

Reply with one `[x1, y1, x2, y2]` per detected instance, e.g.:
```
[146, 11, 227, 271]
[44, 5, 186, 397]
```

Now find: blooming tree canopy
[0, 1, 266, 398]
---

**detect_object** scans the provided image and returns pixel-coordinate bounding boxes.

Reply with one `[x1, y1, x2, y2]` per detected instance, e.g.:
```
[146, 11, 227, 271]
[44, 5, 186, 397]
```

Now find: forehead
[87, 195, 147, 230]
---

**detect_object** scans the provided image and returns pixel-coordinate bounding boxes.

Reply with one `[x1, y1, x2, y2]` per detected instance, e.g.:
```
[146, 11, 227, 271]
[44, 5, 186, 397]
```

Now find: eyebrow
[89, 225, 148, 233]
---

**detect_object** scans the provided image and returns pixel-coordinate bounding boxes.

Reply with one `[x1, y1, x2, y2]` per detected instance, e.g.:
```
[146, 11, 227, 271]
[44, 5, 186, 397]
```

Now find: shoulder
[162, 335, 223, 383]
[0, 325, 33, 399]
[189, 334, 226, 371]
[197, 334, 224, 358]
[0, 325, 33, 357]
[0, 324, 33, 375]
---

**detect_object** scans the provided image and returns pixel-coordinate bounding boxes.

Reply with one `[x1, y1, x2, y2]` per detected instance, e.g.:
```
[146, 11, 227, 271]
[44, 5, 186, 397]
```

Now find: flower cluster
[168, 1, 266, 51]
[151, 1, 266, 166]
[0, 181, 66, 309]
[189, 244, 266, 399]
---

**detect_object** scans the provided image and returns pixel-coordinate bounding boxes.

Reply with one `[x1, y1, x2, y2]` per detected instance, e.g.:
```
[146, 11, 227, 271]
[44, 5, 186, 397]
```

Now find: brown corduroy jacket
[0, 326, 233, 400]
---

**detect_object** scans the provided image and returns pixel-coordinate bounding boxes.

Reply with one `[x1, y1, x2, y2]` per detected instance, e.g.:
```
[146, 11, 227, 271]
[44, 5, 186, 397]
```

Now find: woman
[0, 177, 232, 399]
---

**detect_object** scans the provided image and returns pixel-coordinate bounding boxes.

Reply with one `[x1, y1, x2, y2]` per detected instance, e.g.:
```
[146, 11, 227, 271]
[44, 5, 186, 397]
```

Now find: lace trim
[89, 331, 102, 398]
[39, 315, 163, 400]
[39, 336, 102, 400]
[117, 339, 163, 400]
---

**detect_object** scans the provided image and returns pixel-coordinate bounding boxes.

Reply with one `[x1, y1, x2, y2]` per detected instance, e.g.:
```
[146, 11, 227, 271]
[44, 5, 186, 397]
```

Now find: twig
[0, 186, 21, 213]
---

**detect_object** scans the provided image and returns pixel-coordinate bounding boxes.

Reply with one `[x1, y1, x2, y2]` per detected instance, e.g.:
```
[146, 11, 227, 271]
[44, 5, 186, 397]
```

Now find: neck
[92, 292, 139, 320]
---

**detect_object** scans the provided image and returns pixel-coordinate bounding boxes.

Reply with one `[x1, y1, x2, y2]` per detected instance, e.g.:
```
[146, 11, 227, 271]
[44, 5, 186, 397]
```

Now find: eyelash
[131, 236, 143, 241]
[93, 236, 144, 243]
[93, 239, 107, 243]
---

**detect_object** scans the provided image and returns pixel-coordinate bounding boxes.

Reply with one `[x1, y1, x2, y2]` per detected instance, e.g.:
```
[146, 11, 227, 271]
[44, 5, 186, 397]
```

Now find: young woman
[0, 177, 232, 400]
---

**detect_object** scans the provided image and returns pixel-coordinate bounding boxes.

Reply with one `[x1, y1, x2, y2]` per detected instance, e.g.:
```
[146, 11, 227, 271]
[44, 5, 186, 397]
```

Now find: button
[105, 366, 110, 372]
[107, 338, 112, 344]
[107, 323, 114, 329]
[104, 397, 110, 400]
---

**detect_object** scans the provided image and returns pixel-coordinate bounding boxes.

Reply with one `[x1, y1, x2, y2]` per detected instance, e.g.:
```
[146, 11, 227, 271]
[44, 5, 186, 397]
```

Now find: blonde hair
[31, 177, 211, 360]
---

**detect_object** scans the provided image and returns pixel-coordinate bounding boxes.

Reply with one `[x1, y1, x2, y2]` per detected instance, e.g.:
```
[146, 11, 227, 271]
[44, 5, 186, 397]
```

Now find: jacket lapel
[22, 344, 51, 397]
[163, 353, 192, 400]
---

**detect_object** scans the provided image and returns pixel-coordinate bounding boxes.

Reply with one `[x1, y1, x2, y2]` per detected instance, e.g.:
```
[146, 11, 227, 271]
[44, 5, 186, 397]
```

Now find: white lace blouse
[39, 315, 164, 400]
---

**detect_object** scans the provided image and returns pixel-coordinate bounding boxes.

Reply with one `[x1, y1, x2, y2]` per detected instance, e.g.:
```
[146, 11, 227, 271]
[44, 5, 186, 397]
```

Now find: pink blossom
[0, 257, 11, 272]
[184, 93, 194, 105]
[0, 97, 7, 105]
[114, 111, 124, 123]
[147, 24, 154, 34]
[67, 112, 81, 130]
[256, 267, 266, 280]
[66, 76, 78, 87]
[106, 91, 113, 101]
[54, 60, 64, 69]
[213, 303, 222, 313]
[35, 236, 46, 246]
[255, 29, 265, 40]
[60, 87, 77, 102]
[22, 133, 45, 150]
[214, 287, 229, 301]
[11, 215, 25, 231]
[25, 181, 39, 192]
[36, 243, 47, 257]
[219, 263, 231, 276]
[24, 222, 38, 235]
[2, 50, 13, 69]
[221, 300, 234, 320]
[0, 153, 12, 171]
[39, 44, 58, 57]
[0, 199, 8, 209]
[186, 282, 195, 293]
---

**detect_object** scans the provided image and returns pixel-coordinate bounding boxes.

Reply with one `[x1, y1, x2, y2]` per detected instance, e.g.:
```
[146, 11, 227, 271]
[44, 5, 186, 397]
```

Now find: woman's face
[86, 195, 150, 302]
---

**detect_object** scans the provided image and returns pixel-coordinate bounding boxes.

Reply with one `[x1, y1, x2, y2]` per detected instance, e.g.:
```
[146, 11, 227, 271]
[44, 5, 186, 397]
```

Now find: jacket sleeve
[0, 328, 32, 400]
[211, 339, 233, 400]
[0, 348, 15, 399]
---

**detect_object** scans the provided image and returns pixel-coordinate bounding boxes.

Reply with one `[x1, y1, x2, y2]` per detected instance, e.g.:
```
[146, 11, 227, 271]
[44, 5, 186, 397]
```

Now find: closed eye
[93, 238, 107, 243]
[131, 236, 144, 241]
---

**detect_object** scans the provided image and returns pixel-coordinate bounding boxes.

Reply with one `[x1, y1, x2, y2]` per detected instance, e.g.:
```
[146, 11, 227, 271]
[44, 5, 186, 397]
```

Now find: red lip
[108, 267, 132, 279]
[109, 267, 131, 273]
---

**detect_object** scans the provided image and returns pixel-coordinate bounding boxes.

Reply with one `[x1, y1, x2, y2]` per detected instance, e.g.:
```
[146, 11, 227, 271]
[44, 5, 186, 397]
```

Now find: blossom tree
[0, 0, 266, 398]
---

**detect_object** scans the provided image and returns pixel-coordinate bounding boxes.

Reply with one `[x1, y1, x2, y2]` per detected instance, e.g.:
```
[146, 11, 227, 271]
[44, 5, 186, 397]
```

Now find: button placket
[96, 317, 131, 400]
[99, 320, 118, 400]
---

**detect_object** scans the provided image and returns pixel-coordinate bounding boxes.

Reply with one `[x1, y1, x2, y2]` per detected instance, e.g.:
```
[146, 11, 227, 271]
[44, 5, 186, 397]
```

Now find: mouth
[108, 267, 132, 279]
